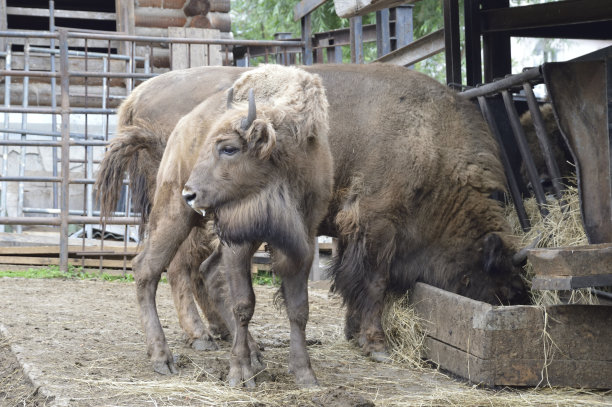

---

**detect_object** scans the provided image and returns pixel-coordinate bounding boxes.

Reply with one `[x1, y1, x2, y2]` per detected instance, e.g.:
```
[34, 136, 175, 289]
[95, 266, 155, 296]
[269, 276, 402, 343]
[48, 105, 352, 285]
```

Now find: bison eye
[219, 145, 239, 156]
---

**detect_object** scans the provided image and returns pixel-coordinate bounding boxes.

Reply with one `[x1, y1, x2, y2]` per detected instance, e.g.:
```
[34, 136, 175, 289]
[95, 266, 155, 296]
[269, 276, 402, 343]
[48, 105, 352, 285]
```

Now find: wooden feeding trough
[411, 282, 612, 388]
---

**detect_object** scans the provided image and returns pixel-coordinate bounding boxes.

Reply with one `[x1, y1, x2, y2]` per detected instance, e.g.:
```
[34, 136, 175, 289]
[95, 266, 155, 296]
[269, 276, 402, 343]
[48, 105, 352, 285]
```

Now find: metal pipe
[29, 46, 146, 62]
[59, 29, 70, 272]
[522, 82, 565, 202]
[0, 139, 109, 147]
[17, 41, 30, 233]
[0, 127, 107, 140]
[0, 216, 140, 225]
[50, 0, 59, 212]
[24, 207, 135, 216]
[501, 90, 549, 217]
[477, 96, 531, 231]
[1, 46, 11, 233]
[459, 67, 542, 99]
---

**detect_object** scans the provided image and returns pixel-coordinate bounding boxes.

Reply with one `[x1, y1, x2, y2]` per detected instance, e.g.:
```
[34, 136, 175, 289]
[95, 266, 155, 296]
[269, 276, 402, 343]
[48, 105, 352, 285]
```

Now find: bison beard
[213, 182, 309, 263]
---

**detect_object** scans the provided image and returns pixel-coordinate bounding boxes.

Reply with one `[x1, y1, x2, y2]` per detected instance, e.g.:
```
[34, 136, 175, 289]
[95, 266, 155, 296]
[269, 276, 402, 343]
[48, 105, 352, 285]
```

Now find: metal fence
[0, 29, 303, 272]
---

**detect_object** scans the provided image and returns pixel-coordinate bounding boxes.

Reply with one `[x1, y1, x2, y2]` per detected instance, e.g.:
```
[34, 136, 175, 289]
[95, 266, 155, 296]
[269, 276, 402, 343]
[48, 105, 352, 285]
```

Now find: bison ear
[482, 233, 504, 274]
[246, 118, 277, 160]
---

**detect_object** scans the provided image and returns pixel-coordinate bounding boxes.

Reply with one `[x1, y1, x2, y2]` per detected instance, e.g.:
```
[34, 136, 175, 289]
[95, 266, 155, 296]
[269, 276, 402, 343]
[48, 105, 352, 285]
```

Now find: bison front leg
[199, 247, 264, 370]
[133, 191, 197, 375]
[167, 231, 218, 351]
[221, 242, 260, 388]
[274, 247, 318, 387]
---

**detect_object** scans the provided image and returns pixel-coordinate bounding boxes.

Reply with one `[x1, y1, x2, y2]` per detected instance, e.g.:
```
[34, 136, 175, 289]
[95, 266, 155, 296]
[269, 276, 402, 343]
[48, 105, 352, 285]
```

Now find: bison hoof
[250, 349, 265, 373]
[228, 364, 256, 388]
[294, 368, 319, 388]
[191, 336, 219, 351]
[369, 350, 391, 363]
[152, 359, 178, 375]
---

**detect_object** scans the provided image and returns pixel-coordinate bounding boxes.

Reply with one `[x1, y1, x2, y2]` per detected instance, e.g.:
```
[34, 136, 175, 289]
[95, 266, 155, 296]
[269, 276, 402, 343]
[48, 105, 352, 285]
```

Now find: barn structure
[0, 0, 611, 389]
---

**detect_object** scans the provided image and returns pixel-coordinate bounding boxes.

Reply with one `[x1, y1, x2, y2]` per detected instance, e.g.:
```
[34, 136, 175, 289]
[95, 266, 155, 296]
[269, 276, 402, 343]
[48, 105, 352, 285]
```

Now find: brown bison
[96, 63, 529, 381]
[122, 64, 332, 386]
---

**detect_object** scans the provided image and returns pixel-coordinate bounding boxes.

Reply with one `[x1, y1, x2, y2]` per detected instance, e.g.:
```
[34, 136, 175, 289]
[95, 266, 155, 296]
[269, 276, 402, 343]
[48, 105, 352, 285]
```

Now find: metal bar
[0, 127, 107, 140]
[294, 0, 327, 21]
[350, 16, 363, 64]
[29, 46, 146, 62]
[0, 176, 62, 182]
[443, 0, 461, 87]
[522, 82, 565, 202]
[459, 66, 542, 99]
[477, 96, 531, 231]
[394, 5, 414, 49]
[0, 216, 140, 225]
[0, 140, 108, 147]
[482, 0, 511, 83]
[480, 0, 612, 34]
[17, 40, 30, 233]
[1, 45, 10, 233]
[376, 9, 391, 58]
[301, 14, 313, 65]
[23, 207, 134, 216]
[501, 90, 549, 217]
[375, 29, 444, 66]
[50, 0, 58, 211]
[59, 28, 70, 272]
[68, 71, 156, 79]
[0, 70, 60, 78]
[464, 0, 482, 86]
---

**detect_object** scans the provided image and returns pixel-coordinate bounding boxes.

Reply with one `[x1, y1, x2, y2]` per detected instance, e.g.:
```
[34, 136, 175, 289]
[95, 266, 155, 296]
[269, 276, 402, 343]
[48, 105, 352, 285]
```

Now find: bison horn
[241, 88, 256, 130]
[226, 87, 234, 110]
[512, 233, 542, 266]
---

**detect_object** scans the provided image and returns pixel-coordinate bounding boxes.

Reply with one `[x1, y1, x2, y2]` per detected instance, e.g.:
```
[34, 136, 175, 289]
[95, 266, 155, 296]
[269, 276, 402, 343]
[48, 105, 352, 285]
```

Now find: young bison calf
[133, 65, 332, 387]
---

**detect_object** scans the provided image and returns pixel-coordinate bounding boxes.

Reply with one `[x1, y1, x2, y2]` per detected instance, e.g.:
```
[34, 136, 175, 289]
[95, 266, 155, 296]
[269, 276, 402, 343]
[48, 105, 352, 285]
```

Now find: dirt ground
[0, 276, 611, 407]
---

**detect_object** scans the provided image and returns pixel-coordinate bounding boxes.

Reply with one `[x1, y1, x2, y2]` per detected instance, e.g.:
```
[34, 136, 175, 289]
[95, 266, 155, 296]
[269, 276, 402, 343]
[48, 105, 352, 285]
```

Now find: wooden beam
[334, 0, 420, 18]
[375, 29, 444, 66]
[6, 7, 116, 21]
[294, 0, 327, 21]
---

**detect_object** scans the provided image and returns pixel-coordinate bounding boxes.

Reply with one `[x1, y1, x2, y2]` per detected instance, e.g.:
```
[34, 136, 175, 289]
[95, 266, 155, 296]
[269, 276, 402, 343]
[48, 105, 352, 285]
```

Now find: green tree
[231, 0, 446, 78]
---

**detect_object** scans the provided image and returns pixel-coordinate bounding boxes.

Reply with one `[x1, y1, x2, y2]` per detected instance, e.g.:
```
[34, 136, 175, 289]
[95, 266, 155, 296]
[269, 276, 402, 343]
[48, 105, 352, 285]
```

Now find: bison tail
[95, 123, 166, 237]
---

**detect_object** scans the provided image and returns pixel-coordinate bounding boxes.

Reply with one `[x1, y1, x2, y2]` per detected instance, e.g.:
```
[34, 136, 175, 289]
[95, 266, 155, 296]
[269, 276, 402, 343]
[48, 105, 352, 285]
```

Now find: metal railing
[0, 29, 304, 272]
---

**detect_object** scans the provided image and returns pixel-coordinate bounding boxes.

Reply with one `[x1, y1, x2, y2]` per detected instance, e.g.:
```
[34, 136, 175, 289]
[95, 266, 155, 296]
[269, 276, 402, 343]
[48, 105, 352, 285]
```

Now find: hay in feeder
[504, 178, 598, 306]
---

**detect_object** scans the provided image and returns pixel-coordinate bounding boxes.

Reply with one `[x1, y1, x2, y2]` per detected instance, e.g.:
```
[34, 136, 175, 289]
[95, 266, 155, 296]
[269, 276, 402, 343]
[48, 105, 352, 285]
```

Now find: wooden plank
[0, 255, 132, 269]
[528, 243, 612, 277]
[334, 0, 420, 18]
[169, 27, 189, 70]
[532, 274, 612, 290]
[201, 28, 222, 66]
[426, 337, 612, 388]
[375, 29, 444, 66]
[294, 0, 328, 21]
[6, 7, 116, 21]
[414, 283, 612, 388]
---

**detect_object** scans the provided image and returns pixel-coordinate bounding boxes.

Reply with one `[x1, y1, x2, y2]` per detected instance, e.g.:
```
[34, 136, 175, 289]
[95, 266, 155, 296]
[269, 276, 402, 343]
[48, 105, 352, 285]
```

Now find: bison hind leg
[330, 228, 395, 361]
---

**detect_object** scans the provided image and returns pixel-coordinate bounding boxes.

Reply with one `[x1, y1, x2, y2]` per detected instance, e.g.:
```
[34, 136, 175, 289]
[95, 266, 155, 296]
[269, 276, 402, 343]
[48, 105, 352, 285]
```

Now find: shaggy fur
[122, 65, 332, 386]
[95, 64, 529, 366]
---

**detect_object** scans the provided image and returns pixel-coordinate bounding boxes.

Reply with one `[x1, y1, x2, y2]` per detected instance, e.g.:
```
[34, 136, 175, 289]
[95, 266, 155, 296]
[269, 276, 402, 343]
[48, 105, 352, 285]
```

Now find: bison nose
[182, 188, 197, 206]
